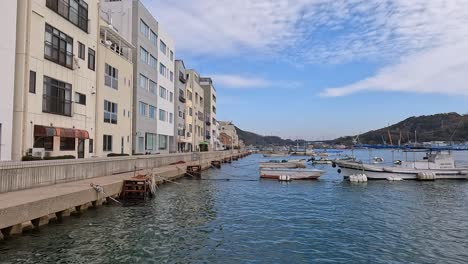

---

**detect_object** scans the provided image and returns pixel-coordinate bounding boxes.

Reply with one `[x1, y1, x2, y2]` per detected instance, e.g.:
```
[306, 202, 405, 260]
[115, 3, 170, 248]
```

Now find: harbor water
[2, 150, 468, 263]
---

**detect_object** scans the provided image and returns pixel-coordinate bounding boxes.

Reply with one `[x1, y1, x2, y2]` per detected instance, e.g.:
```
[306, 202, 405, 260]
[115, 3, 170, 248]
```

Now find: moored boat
[259, 159, 307, 168]
[335, 151, 468, 180]
[260, 168, 325, 180]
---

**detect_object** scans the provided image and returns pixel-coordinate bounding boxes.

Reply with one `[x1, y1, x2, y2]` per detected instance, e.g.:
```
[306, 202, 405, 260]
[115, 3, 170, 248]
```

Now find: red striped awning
[34, 125, 89, 139]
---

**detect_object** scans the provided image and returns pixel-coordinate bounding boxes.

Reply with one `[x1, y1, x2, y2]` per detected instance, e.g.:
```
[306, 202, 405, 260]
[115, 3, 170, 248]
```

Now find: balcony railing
[179, 73, 187, 83]
[42, 95, 72, 116]
[179, 95, 186, 103]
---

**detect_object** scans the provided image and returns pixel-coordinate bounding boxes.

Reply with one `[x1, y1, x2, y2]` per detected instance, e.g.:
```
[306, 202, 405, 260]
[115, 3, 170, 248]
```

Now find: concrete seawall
[0, 151, 249, 240]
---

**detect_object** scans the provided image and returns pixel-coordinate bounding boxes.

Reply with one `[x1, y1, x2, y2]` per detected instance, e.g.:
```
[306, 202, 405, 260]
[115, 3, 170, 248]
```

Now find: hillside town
[0, 0, 243, 162]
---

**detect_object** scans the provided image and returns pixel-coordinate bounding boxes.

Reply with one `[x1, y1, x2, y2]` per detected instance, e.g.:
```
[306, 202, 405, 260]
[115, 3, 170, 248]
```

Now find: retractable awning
[34, 125, 90, 139]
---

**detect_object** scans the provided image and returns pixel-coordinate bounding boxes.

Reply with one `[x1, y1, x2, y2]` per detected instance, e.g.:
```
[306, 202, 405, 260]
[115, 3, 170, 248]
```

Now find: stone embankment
[0, 151, 250, 240]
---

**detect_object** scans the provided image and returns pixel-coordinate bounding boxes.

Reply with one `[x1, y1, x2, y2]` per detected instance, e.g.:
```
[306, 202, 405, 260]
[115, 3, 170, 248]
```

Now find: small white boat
[259, 159, 306, 168]
[263, 153, 288, 158]
[335, 151, 468, 180]
[260, 168, 325, 180]
[372, 157, 384, 164]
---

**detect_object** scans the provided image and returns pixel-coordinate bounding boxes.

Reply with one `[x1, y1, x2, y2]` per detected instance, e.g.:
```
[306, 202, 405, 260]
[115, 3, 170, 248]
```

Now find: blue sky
[143, 0, 468, 140]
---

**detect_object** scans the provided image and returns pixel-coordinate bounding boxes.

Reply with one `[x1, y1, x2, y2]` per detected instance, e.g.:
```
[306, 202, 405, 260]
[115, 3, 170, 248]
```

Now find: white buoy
[349, 174, 367, 182]
[387, 176, 403, 181]
[278, 175, 291, 182]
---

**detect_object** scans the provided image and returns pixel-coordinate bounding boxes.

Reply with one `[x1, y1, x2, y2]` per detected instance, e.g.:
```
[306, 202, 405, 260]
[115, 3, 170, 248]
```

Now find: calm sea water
[2, 150, 468, 263]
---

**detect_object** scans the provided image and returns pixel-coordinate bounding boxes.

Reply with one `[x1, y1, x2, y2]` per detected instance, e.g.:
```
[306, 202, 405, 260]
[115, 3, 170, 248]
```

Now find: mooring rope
[90, 183, 123, 205]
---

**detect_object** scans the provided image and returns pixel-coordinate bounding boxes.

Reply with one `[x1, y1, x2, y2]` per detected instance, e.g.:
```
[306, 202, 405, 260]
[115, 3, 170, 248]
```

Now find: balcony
[42, 95, 72, 117]
[179, 73, 187, 83]
[206, 121, 211, 126]
[179, 95, 186, 103]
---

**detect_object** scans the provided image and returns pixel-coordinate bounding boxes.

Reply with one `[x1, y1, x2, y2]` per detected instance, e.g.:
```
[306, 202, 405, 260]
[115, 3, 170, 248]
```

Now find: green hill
[235, 126, 294, 146]
[333, 112, 468, 145]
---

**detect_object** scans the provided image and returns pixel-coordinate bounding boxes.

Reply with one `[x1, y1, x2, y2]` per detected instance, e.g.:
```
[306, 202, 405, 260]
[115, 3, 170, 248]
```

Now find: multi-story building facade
[12, 0, 99, 160]
[156, 27, 175, 154]
[95, 17, 134, 157]
[174, 60, 190, 152]
[185, 70, 194, 152]
[101, 0, 175, 154]
[0, 1, 17, 160]
[186, 70, 206, 151]
[200, 77, 219, 151]
[219, 121, 239, 149]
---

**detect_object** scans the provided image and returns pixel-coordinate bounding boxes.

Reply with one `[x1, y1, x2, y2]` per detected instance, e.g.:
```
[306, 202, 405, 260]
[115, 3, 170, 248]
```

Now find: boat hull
[260, 169, 324, 180]
[336, 161, 468, 180]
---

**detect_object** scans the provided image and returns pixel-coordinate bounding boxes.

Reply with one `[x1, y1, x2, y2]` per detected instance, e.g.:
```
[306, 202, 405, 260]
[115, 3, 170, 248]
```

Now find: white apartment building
[0, 1, 18, 160]
[12, 0, 99, 160]
[186, 70, 206, 151]
[95, 17, 134, 157]
[200, 77, 220, 151]
[101, 0, 175, 154]
[156, 27, 176, 153]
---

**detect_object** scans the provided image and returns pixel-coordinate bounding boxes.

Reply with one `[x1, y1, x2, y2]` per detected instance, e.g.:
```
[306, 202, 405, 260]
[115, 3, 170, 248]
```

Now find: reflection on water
[1, 151, 468, 263]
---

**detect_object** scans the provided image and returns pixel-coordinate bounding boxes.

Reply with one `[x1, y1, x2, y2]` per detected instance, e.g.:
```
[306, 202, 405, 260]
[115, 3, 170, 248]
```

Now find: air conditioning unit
[32, 148, 45, 159]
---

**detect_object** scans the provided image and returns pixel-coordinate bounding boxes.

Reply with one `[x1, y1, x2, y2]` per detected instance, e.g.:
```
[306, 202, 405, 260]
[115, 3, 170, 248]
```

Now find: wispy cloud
[320, 41, 468, 97]
[210, 74, 301, 90]
[145, 0, 468, 96]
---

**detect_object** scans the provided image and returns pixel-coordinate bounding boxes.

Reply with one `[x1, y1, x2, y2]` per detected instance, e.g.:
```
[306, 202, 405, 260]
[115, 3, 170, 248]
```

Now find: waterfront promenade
[0, 151, 247, 240]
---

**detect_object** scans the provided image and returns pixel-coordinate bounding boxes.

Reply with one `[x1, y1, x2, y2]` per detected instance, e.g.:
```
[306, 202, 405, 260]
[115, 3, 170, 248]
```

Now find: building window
[75, 92, 86, 105]
[189, 124, 193, 133]
[78, 42, 85, 59]
[89, 138, 93, 153]
[140, 19, 149, 37]
[170, 50, 174, 61]
[46, 0, 89, 32]
[159, 63, 166, 77]
[189, 107, 193, 116]
[103, 135, 112, 152]
[150, 30, 158, 46]
[170, 71, 174, 82]
[169, 92, 173, 102]
[88, 48, 95, 71]
[160, 40, 167, 55]
[104, 100, 118, 124]
[149, 80, 157, 94]
[212, 106, 217, 114]
[43, 76, 72, 116]
[159, 109, 167, 121]
[149, 105, 156, 119]
[44, 24, 73, 69]
[139, 102, 147, 116]
[139, 74, 148, 91]
[159, 86, 167, 99]
[145, 133, 156, 150]
[159, 135, 167, 150]
[187, 90, 193, 101]
[140, 47, 148, 64]
[169, 113, 173, 124]
[105, 63, 118, 89]
[149, 55, 157, 68]
[33, 136, 54, 151]
[29, 71, 36, 93]
[60, 137, 75, 151]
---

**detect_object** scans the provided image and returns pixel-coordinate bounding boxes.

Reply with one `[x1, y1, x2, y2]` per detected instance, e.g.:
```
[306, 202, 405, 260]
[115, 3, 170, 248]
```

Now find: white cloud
[320, 41, 468, 97]
[210, 74, 270, 89]
[144, 0, 468, 96]
[210, 74, 301, 90]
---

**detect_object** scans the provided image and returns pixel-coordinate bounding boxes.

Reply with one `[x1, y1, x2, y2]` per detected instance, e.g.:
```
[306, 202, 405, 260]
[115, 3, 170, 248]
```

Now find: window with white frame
[149, 80, 157, 94]
[139, 74, 148, 90]
[140, 47, 148, 64]
[149, 105, 156, 119]
[160, 40, 167, 55]
[139, 101, 147, 116]
[169, 113, 173, 124]
[159, 135, 168, 150]
[105, 63, 118, 89]
[170, 71, 174, 82]
[150, 30, 158, 46]
[169, 92, 173, 102]
[159, 109, 167, 121]
[159, 86, 167, 99]
[140, 20, 149, 37]
[159, 63, 167, 77]
[149, 55, 157, 68]
[104, 100, 118, 124]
